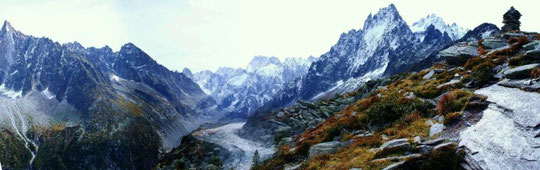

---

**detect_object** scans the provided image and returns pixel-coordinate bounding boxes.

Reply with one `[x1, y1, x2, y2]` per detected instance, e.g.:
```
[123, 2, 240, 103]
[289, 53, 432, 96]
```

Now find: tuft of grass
[366, 95, 433, 125]
[509, 54, 533, 66]
[437, 89, 473, 115]
[444, 112, 462, 125]
[464, 57, 484, 70]
[400, 143, 463, 170]
[477, 39, 487, 55]
[468, 63, 495, 87]
[531, 68, 540, 79]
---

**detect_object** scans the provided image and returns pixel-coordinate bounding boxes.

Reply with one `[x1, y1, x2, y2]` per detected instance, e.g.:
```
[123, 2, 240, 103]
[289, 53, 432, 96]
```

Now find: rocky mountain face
[185, 56, 316, 118]
[259, 4, 456, 116]
[0, 21, 222, 169]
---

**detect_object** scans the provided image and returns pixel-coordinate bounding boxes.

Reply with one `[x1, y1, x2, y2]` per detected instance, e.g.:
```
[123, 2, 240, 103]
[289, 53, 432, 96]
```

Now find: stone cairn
[501, 6, 522, 32]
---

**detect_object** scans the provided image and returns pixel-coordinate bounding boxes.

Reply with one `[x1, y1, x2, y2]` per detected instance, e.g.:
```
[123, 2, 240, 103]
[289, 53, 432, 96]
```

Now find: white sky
[1, 0, 539, 72]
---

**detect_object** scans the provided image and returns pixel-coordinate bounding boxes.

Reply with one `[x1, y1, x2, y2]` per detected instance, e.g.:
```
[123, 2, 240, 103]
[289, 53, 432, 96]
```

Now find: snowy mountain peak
[182, 68, 193, 79]
[363, 4, 405, 30]
[411, 14, 468, 40]
[246, 56, 281, 73]
[1, 20, 14, 33]
[121, 42, 138, 50]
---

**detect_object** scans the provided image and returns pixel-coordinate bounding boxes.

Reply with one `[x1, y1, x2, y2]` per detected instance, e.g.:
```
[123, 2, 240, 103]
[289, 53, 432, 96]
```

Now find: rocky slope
[249, 22, 540, 169]
[0, 21, 222, 169]
[185, 56, 316, 118]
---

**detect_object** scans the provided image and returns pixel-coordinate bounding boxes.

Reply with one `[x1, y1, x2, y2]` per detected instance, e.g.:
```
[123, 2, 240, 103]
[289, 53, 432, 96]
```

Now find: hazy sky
[1, 0, 539, 72]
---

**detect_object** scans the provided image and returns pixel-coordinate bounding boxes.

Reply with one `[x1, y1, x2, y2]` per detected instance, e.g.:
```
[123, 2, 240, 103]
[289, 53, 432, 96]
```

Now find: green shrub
[508, 55, 532, 66]
[400, 143, 463, 170]
[323, 124, 342, 142]
[468, 63, 494, 87]
[274, 131, 287, 145]
[367, 97, 434, 125]
[444, 112, 462, 125]
[437, 89, 472, 115]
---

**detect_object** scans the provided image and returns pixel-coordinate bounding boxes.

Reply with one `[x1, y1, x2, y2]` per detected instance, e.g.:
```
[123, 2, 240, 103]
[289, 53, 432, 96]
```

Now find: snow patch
[255, 64, 283, 77]
[110, 74, 121, 82]
[228, 74, 249, 86]
[41, 88, 56, 100]
[0, 84, 22, 99]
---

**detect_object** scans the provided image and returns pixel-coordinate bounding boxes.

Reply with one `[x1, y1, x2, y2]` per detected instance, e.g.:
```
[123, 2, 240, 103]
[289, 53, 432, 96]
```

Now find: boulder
[429, 123, 445, 137]
[404, 92, 415, 99]
[308, 141, 341, 158]
[277, 111, 285, 118]
[416, 145, 432, 154]
[498, 79, 540, 91]
[284, 163, 302, 170]
[413, 136, 421, 143]
[439, 45, 479, 65]
[503, 63, 540, 79]
[379, 138, 409, 149]
[372, 154, 422, 162]
[433, 69, 445, 73]
[382, 161, 405, 170]
[503, 32, 525, 39]
[523, 41, 540, 51]
[423, 70, 436, 80]
[433, 142, 456, 150]
[420, 138, 445, 146]
[482, 38, 508, 49]
[523, 49, 540, 60]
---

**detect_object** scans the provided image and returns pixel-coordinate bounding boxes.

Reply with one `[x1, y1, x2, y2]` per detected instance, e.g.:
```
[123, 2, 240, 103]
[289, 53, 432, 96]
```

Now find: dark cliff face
[0, 21, 222, 169]
[460, 23, 501, 41]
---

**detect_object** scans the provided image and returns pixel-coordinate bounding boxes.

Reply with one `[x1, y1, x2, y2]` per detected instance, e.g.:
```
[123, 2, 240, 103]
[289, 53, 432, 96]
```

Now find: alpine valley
[2, 2, 540, 170]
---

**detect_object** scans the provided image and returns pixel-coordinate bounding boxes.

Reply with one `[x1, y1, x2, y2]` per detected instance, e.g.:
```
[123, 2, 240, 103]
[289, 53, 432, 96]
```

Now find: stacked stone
[501, 6, 522, 32]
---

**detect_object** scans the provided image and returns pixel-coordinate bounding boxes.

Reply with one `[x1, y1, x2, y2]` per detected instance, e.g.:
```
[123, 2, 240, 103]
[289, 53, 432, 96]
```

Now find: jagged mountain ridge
[259, 4, 455, 111]
[185, 56, 316, 118]
[0, 20, 222, 169]
[411, 14, 468, 41]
